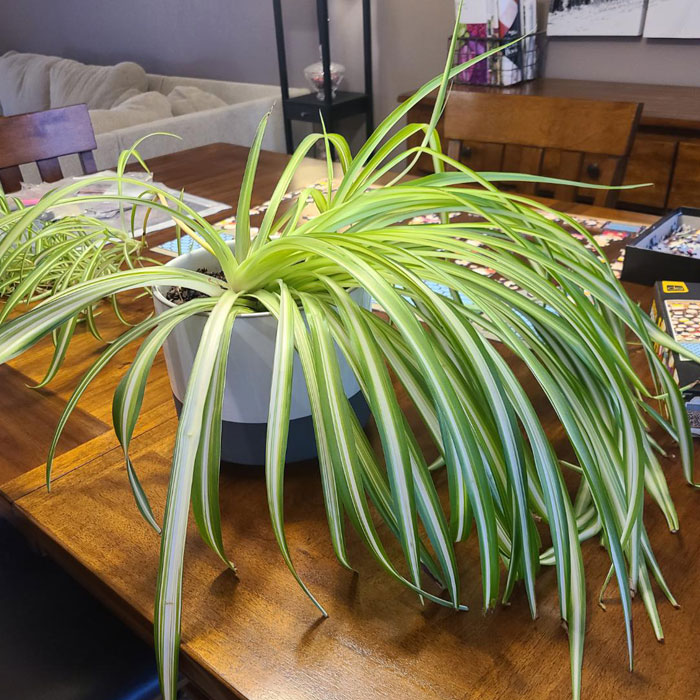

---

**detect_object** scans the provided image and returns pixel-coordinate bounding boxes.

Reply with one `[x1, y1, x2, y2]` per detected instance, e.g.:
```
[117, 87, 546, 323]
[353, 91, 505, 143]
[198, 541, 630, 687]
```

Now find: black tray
[621, 207, 700, 286]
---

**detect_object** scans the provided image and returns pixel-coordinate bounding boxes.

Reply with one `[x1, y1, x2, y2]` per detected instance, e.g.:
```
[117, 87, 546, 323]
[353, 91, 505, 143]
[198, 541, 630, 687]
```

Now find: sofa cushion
[167, 85, 227, 116]
[0, 51, 62, 116]
[50, 59, 147, 110]
[112, 87, 142, 106]
[155, 74, 279, 104]
[88, 91, 172, 135]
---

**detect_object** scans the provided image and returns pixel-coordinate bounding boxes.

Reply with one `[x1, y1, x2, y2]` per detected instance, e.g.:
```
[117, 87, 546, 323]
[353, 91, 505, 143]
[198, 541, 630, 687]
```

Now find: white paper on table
[13, 170, 230, 238]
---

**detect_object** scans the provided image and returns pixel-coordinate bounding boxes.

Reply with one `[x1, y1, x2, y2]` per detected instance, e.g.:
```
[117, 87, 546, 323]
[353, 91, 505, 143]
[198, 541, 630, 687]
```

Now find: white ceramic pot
[152, 243, 370, 464]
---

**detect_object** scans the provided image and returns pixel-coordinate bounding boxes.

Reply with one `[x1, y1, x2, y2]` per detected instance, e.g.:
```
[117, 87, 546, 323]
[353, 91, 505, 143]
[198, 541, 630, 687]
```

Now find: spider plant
[0, 184, 148, 384]
[0, 33, 696, 700]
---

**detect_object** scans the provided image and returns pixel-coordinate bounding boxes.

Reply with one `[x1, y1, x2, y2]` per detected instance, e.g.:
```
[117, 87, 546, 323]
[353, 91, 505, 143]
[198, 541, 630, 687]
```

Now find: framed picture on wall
[547, 0, 649, 37]
[644, 0, 700, 38]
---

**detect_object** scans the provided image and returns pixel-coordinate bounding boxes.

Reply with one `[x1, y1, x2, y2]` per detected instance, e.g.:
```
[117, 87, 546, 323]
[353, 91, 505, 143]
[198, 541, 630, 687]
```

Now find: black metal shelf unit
[271, 0, 374, 154]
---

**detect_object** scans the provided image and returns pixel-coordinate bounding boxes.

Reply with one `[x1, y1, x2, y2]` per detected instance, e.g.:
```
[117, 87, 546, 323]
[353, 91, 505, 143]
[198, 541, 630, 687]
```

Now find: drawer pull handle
[587, 162, 601, 180]
[461, 145, 472, 160]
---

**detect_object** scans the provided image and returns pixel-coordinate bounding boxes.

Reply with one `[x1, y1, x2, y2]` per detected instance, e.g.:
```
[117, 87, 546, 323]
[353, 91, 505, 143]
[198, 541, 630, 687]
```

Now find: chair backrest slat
[0, 104, 98, 193]
[36, 158, 65, 184]
[78, 150, 97, 175]
[444, 92, 642, 207]
[0, 166, 23, 194]
[502, 145, 543, 196]
[552, 150, 584, 202]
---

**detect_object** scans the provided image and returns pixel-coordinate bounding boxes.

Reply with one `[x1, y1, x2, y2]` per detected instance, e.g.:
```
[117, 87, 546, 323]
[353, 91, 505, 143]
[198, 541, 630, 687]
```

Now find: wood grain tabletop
[1, 143, 697, 700]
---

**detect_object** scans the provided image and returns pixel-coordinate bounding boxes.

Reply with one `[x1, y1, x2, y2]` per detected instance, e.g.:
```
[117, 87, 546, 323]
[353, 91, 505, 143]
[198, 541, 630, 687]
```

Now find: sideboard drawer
[618, 135, 677, 209]
[668, 141, 700, 209]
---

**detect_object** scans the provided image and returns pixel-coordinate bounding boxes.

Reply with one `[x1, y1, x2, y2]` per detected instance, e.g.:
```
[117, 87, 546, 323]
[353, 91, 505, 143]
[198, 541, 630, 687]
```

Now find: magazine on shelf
[454, 0, 499, 85]
[453, 0, 537, 86]
[498, 0, 523, 86]
[520, 0, 538, 81]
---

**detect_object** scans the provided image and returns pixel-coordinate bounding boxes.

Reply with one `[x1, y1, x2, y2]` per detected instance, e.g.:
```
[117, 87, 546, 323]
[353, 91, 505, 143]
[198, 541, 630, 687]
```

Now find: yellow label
[662, 281, 689, 294]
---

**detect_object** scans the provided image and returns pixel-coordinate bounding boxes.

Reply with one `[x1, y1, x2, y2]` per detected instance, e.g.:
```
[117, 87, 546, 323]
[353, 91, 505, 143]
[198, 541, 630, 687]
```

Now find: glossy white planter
[153, 243, 370, 464]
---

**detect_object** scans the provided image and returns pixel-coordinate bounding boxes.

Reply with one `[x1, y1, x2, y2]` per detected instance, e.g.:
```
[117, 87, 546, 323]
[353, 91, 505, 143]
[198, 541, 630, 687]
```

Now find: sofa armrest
[103, 95, 294, 165]
[147, 72, 306, 105]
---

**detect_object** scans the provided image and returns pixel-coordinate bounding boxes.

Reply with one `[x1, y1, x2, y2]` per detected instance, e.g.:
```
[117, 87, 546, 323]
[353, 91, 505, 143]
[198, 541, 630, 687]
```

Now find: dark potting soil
[165, 268, 225, 304]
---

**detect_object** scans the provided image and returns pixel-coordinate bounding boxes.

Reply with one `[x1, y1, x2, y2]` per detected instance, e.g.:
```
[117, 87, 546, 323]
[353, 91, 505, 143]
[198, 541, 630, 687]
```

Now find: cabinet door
[618, 135, 677, 210]
[668, 141, 700, 209]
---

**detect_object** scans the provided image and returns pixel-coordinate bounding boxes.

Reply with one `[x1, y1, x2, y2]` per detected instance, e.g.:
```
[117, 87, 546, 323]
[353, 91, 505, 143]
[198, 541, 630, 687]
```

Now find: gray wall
[543, 37, 700, 86]
[0, 1, 291, 85]
[0, 0, 698, 129]
[0, 0, 454, 130]
[538, 0, 700, 86]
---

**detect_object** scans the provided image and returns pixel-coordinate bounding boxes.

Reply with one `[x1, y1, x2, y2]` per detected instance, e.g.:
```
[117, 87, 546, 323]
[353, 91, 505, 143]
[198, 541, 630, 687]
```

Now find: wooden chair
[0, 104, 97, 193]
[443, 91, 642, 207]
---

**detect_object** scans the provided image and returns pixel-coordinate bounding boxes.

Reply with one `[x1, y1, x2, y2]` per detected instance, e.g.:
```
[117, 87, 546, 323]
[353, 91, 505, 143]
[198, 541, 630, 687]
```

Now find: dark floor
[0, 517, 160, 700]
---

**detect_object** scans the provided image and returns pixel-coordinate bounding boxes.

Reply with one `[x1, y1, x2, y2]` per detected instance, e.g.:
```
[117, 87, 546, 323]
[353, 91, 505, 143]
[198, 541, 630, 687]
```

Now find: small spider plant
[0, 183, 148, 385]
[0, 32, 696, 700]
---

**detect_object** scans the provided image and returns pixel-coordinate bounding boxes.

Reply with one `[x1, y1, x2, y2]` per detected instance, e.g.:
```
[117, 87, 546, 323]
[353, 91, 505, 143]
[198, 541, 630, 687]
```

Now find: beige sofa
[0, 51, 305, 181]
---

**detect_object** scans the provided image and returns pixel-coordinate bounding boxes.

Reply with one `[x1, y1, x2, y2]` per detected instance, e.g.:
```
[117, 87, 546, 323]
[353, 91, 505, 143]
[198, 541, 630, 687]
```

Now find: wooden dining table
[1, 143, 698, 700]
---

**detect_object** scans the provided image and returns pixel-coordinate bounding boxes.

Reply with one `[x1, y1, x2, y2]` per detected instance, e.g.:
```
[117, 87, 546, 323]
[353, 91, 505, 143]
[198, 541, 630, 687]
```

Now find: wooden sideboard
[399, 78, 700, 212]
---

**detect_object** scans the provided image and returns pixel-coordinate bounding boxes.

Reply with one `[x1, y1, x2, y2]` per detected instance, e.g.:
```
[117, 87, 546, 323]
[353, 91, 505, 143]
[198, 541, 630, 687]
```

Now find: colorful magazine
[453, 0, 537, 86]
